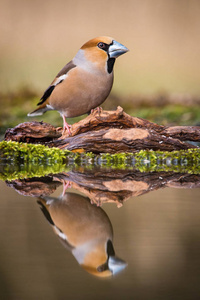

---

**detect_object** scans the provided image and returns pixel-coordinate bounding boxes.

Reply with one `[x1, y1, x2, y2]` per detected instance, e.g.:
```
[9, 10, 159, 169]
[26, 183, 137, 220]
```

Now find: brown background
[1, 0, 200, 96]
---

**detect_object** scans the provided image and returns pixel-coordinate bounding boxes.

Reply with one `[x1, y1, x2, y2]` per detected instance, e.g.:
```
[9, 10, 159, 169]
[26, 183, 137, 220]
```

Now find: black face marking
[96, 240, 115, 273]
[97, 41, 115, 73]
[107, 58, 115, 74]
[97, 42, 110, 52]
[107, 239, 115, 256]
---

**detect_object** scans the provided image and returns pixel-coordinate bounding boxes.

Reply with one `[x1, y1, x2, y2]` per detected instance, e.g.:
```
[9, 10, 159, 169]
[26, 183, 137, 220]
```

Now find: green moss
[98, 149, 200, 174]
[0, 141, 200, 181]
[0, 140, 73, 162]
[0, 141, 73, 180]
[0, 163, 71, 181]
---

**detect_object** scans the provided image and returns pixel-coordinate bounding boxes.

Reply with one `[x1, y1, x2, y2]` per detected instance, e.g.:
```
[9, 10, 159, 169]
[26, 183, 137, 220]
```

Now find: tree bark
[4, 106, 199, 153]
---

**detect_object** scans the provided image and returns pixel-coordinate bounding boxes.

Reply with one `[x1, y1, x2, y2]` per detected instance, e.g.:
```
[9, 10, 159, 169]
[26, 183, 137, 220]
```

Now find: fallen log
[4, 106, 200, 153]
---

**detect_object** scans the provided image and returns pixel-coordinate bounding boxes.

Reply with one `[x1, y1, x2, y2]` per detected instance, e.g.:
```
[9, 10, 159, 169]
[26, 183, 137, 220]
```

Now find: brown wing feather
[37, 60, 76, 106]
[56, 60, 76, 77]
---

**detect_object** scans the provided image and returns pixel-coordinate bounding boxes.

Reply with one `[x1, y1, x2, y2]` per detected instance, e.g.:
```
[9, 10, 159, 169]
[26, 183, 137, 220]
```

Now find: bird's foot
[91, 106, 103, 116]
[61, 114, 72, 136]
[61, 180, 71, 196]
[62, 123, 72, 136]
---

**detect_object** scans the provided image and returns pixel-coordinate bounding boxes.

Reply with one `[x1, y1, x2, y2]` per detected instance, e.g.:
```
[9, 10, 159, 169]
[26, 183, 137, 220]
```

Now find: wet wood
[4, 106, 199, 153]
[4, 121, 61, 143]
[6, 169, 200, 207]
[6, 176, 62, 197]
[65, 170, 200, 206]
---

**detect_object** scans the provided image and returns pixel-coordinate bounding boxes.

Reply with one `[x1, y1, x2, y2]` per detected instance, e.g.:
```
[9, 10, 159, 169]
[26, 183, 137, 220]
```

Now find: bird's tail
[27, 104, 51, 117]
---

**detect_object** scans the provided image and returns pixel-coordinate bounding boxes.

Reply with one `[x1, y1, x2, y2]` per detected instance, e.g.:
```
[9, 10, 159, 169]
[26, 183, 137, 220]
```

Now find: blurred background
[0, 0, 200, 131]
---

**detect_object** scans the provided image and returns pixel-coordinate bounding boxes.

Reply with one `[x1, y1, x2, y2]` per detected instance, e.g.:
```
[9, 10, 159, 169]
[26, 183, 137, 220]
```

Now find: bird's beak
[108, 256, 127, 275]
[109, 40, 129, 58]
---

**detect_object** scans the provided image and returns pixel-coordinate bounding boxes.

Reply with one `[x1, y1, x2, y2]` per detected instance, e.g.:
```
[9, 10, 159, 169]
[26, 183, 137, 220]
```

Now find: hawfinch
[28, 36, 129, 134]
[38, 192, 127, 277]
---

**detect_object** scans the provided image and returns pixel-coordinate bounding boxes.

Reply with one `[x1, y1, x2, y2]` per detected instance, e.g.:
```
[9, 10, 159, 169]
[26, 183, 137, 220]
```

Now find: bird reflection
[38, 189, 127, 277]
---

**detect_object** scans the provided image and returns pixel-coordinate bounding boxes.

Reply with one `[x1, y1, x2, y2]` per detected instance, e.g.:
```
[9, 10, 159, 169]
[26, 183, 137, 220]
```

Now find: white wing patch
[53, 74, 68, 86]
[54, 226, 67, 240]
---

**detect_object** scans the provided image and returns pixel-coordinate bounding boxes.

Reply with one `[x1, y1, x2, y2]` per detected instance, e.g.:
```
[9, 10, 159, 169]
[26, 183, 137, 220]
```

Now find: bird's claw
[62, 180, 71, 196]
[91, 107, 103, 116]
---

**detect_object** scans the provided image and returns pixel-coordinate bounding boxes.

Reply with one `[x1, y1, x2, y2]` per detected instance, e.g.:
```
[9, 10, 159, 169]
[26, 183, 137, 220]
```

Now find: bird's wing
[37, 60, 76, 106]
[38, 198, 75, 250]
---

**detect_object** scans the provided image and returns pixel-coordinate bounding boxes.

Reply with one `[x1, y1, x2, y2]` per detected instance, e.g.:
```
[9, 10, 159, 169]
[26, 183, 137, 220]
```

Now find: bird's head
[81, 239, 127, 278]
[74, 36, 129, 74]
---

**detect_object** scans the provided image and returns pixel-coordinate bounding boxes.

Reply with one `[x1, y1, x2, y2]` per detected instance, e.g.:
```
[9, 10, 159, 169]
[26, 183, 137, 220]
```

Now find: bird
[28, 36, 129, 134]
[38, 191, 127, 277]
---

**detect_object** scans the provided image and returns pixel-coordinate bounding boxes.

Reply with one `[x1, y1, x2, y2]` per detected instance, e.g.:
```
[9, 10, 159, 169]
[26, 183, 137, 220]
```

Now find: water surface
[0, 168, 199, 300]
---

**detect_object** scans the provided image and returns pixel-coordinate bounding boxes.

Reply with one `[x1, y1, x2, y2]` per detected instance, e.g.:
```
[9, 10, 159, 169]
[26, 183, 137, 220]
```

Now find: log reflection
[5, 169, 200, 277]
[54, 169, 200, 207]
[6, 169, 200, 206]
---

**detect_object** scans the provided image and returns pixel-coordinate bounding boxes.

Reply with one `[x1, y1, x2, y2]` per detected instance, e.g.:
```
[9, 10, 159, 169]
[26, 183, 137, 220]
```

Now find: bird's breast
[49, 67, 113, 118]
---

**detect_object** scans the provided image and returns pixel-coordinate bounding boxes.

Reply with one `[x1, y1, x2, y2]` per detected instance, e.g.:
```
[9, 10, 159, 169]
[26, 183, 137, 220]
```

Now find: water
[0, 168, 200, 300]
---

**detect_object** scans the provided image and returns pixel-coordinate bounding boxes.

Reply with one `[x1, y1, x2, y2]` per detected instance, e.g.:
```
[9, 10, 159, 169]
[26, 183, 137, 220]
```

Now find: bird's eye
[98, 42, 105, 49]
